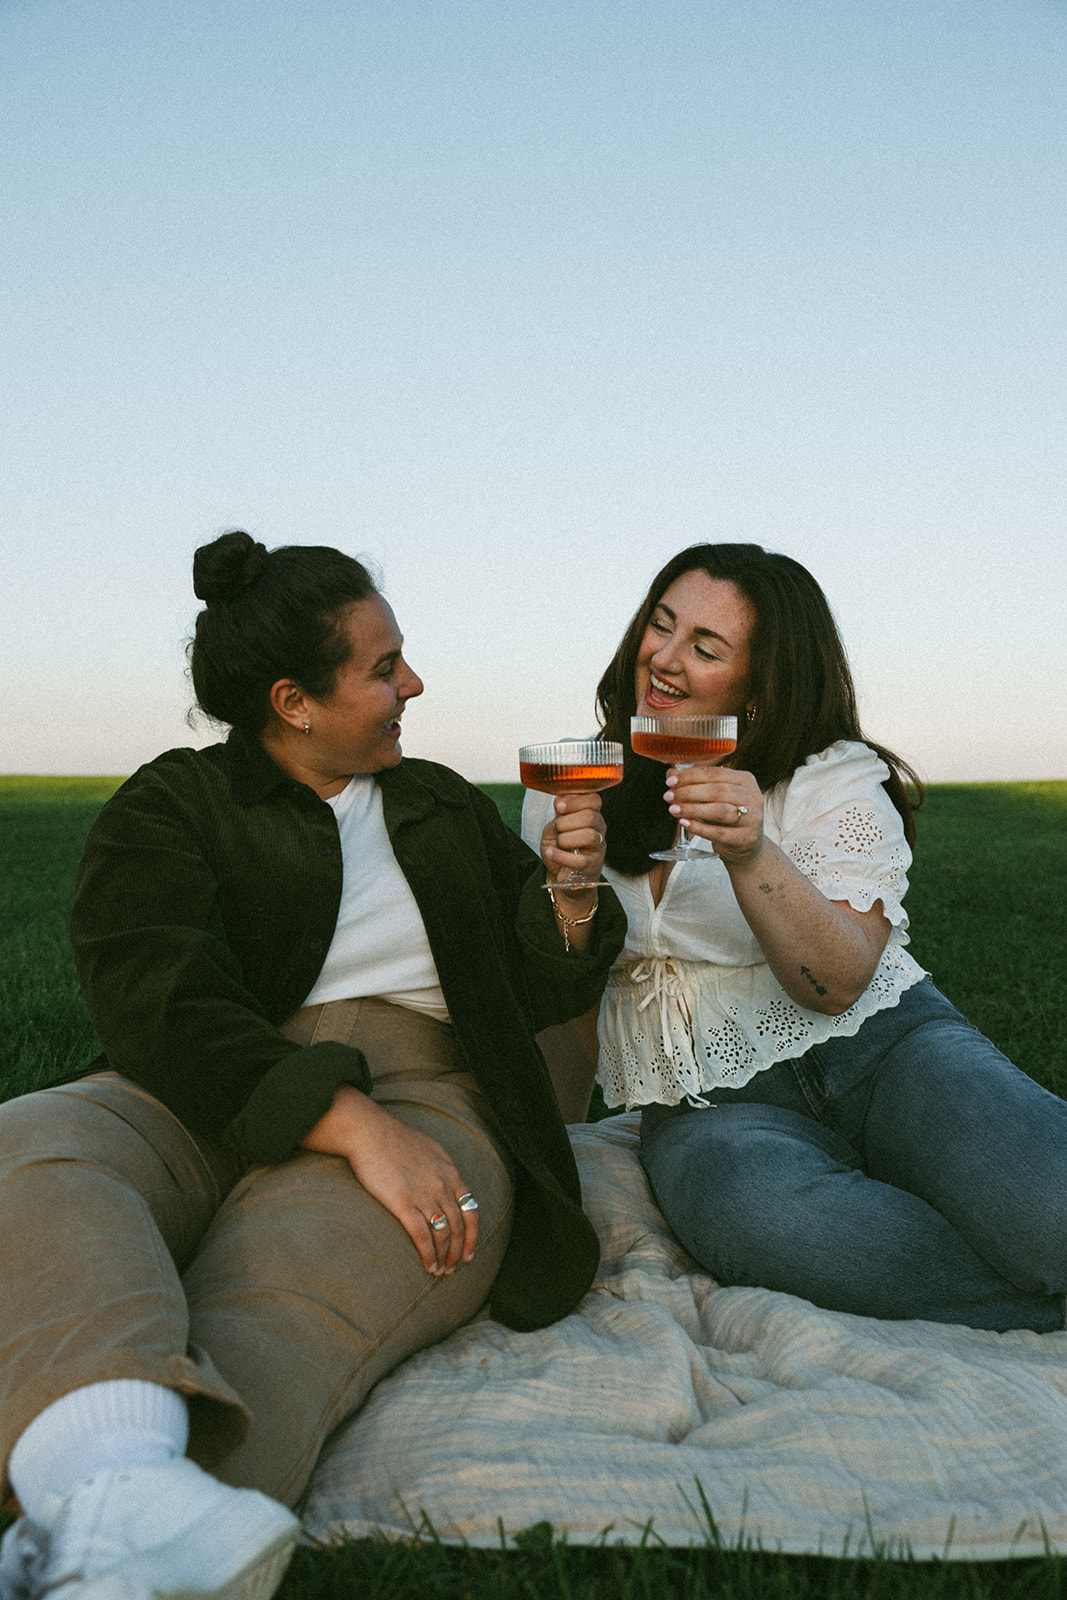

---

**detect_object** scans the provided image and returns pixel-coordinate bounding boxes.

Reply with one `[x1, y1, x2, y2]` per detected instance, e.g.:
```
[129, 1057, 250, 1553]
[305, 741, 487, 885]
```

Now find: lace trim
[597, 946, 927, 1109]
[783, 803, 910, 921]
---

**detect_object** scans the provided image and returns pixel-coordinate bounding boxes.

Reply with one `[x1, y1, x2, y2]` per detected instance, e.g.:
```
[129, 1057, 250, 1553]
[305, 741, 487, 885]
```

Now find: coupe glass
[630, 714, 738, 863]
[518, 739, 624, 889]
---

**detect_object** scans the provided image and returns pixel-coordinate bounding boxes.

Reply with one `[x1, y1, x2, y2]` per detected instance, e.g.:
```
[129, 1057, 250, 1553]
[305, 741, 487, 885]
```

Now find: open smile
[646, 672, 688, 707]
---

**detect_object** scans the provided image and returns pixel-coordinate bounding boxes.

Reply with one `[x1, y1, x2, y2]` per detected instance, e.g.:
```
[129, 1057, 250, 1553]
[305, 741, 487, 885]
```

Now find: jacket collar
[378, 758, 468, 825]
[223, 728, 466, 818]
[224, 728, 306, 806]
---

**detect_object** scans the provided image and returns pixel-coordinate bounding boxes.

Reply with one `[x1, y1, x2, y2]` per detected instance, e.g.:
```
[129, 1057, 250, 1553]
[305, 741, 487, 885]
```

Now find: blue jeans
[640, 980, 1067, 1332]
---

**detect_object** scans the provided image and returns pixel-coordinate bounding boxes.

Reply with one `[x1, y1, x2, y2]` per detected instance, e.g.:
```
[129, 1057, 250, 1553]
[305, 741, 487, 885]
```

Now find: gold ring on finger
[736, 805, 748, 820]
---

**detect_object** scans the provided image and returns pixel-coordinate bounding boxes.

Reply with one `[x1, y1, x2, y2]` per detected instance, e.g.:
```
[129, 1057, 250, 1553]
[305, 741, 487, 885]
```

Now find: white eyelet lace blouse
[520, 740, 927, 1109]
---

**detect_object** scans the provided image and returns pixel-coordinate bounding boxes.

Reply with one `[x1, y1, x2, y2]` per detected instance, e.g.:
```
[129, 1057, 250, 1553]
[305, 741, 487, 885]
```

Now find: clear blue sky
[3, 0, 1065, 782]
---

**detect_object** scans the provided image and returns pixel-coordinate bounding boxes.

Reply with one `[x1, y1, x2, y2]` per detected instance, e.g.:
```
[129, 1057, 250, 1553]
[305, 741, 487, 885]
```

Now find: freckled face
[309, 595, 424, 777]
[634, 570, 755, 718]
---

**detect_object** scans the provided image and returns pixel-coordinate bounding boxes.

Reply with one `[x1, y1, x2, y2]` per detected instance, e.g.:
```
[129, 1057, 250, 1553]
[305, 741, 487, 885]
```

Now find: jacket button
[316, 842, 332, 856]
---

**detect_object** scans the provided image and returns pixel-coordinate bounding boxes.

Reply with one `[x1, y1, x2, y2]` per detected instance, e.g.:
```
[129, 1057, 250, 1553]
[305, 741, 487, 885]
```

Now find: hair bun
[193, 530, 269, 605]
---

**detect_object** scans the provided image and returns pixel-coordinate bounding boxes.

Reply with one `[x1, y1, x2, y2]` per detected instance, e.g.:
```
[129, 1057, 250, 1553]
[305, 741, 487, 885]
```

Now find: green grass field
[1, 778, 1065, 1597]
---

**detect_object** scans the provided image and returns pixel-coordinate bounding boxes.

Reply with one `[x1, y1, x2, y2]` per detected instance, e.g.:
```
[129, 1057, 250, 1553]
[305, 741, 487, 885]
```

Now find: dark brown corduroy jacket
[69, 730, 626, 1331]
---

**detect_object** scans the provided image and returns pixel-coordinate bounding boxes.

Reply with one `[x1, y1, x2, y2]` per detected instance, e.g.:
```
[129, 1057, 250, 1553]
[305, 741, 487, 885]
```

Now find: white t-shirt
[304, 776, 450, 1022]
[521, 740, 926, 1107]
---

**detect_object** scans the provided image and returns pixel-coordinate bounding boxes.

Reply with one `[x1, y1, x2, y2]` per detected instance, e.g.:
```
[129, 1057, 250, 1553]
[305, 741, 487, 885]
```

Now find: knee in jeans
[644, 1105, 854, 1269]
[645, 1113, 772, 1225]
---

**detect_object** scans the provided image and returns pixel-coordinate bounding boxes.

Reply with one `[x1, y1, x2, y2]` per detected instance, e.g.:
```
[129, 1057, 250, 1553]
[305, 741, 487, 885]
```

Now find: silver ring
[457, 1193, 479, 1213]
[429, 1212, 449, 1232]
[736, 805, 748, 819]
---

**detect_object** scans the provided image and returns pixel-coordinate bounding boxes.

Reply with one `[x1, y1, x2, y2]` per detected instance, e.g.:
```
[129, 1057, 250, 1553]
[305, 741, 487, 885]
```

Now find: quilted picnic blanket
[303, 1114, 1067, 1560]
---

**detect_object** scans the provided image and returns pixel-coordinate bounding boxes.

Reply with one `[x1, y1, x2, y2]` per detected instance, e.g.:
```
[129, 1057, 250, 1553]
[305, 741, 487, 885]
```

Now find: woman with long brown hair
[524, 542, 1067, 1333]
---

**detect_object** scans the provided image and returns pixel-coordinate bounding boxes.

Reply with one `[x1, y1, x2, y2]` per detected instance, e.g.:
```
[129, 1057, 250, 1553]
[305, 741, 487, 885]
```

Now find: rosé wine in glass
[518, 740, 623, 889]
[630, 715, 738, 863]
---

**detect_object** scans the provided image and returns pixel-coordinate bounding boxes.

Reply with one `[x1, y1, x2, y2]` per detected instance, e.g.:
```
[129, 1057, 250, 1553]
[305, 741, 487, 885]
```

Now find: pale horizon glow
[2, 0, 1065, 785]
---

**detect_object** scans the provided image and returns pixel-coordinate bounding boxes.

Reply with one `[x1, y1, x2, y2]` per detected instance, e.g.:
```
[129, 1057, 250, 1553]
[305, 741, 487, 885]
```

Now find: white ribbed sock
[8, 1380, 190, 1521]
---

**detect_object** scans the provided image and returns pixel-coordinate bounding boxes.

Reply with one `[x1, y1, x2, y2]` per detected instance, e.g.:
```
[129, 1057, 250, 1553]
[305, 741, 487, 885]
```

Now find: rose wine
[517, 739, 624, 889]
[630, 733, 736, 764]
[519, 760, 624, 794]
[629, 714, 739, 863]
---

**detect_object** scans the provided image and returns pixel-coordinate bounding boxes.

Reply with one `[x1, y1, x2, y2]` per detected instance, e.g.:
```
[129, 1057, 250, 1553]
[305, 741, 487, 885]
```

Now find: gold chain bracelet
[546, 886, 599, 953]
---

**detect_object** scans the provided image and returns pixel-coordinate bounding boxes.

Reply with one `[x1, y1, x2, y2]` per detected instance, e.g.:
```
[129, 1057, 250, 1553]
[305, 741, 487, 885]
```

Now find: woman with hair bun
[524, 541, 1067, 1334]
[0, 532, 624, 1600]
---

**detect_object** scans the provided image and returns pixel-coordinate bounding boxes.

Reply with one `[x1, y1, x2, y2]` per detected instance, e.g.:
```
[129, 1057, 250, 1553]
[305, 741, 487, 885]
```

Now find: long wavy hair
[597, 543, 924, 874]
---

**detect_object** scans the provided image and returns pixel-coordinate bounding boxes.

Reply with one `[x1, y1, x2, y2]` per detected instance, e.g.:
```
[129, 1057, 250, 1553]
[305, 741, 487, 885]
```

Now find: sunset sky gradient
[3, 0, 1065, 783]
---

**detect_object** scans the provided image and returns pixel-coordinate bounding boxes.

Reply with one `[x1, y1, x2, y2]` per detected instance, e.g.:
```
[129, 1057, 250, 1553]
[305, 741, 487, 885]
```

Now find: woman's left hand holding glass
[666, 764, 764, 866]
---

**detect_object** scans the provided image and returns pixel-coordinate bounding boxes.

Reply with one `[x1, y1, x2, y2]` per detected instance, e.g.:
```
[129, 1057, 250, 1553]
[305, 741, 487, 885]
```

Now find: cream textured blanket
[303, 1115, 1067, 1559]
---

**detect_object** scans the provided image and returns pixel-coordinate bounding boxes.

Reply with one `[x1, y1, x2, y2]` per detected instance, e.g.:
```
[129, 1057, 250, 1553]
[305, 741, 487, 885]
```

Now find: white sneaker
[0, 1457, 299, 1600]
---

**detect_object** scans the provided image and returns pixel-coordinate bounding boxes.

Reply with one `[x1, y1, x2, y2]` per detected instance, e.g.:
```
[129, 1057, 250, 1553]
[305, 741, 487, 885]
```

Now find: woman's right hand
[300, 1086, 478, 1274]
[538, 790, 607, 887]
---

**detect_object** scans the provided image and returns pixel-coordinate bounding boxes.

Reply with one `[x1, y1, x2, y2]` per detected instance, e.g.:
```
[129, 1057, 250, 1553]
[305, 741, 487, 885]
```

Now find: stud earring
[303, 723, 311, 735]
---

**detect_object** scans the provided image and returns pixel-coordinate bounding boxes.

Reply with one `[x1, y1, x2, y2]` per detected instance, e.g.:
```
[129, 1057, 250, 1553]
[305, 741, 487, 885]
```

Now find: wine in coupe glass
[630, 715, 738, 863]
[518, 740, 624, 889]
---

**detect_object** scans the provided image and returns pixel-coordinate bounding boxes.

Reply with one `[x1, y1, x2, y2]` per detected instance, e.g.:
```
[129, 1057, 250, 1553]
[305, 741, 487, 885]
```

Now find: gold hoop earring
[746, 704, 757, 725]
